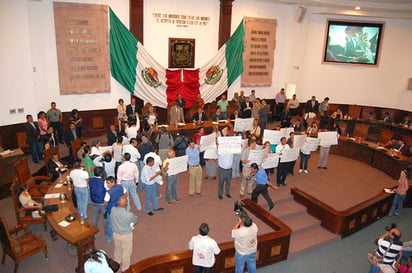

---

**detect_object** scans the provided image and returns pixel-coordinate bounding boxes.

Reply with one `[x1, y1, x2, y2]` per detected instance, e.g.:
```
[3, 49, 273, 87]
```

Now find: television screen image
[323, 19, 385, 66]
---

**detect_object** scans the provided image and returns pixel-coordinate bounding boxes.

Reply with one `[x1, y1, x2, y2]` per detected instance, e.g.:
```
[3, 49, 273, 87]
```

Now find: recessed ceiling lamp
[355, 6, 361, 10]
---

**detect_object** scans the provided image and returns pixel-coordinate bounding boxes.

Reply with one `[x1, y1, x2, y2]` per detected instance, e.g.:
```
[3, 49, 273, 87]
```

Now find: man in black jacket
[24, 114, 43, 163]
[107, 125, 118, 146]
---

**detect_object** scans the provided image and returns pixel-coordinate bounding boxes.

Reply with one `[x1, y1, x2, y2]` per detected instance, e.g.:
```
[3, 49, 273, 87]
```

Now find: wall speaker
[294, 6, 306, 23]
[407, 78, 412, 90]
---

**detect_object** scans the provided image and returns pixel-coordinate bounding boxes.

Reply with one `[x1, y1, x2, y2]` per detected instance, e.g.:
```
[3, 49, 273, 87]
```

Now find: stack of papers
[44, 193, 60, 199]
[58, 220, 70, 227]
[55, 184, 63, 188]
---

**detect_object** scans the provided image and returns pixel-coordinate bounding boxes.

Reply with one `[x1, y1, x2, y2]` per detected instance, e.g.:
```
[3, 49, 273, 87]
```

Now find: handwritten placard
[302, 137, 319, 152]
[263, 129, 283, 144]
[280, 147, 299, 163]
[249, 148, 268, 165]
[200, 133, 217, 152]
[218, 136, 242, 154]
[281, 127, 294, 138]
[167, 155, 188, 176]
[234, 118, 254, 132]
[318, 131, 338, 146]
[262, 153, 279, 169]
[293, 134, 306, 149]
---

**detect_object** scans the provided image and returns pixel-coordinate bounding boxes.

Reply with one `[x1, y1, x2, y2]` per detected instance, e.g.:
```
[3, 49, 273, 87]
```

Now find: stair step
[280, 213, 320, 234]
[288, 227, 340, 258]
[271, 200, 307, 219]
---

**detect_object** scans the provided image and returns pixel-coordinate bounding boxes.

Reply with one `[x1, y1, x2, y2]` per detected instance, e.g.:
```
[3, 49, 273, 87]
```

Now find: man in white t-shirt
[189, 223, 220, 273]
[70, 162, 89, 219]
[231, 216, 258, 273]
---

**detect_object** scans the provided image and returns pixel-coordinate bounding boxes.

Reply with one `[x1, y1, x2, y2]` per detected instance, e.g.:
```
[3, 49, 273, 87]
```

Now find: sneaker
[174, 198, 182, 203]
[225, 194, 232, 198]
[195, 192, 205, 196]
[154, 207, 164, 211]
[147, 212, 154, 216]
[394, 212, 399, 216]
[167, 202, 174, 206]
[299, 169, 303, 173]
[304, 170, 308, 174]
[269, 204, 275, 211]
[156, 194, 162, 199]
[318, 166, 321, 169]
[323, 167, 328, 169]
[218, 195, 223, 200]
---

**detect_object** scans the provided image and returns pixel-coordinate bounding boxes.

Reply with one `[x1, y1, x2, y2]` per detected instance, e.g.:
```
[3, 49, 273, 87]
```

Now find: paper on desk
[58, 220, 70, 227]
[383, 188, 395, 194]
[54, 184, 63, 188]
[44, 193, 60, 199]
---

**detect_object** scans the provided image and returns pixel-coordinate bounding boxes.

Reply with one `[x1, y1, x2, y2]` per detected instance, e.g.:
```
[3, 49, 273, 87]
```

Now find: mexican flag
[110, 7, 244, 108]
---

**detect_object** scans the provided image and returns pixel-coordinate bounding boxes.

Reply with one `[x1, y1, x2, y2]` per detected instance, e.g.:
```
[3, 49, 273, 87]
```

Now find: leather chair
[14, 158, 51, 199]
[71, 137, 84, 161]
[10, 180, 47, 231]
[43, 146, 60, 178]
[0, 215, 48, 273]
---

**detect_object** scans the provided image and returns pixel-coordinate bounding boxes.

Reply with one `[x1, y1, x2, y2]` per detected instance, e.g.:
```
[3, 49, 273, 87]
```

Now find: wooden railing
[291, 188, 395, 238]
[125, 199, 292, 273]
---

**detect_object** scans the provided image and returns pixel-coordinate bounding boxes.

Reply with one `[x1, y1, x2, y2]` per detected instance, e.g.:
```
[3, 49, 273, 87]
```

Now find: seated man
[395, 138, 410, 155]
[47, 153, 68, 180]
[383, 112, 393, 123]
[211, 107, 225, 121]
[192, 107, 207, 124]
[386, 138, 401, 149]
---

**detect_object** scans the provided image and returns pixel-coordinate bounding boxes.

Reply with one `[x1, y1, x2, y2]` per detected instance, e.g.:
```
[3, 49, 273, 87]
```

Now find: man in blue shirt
[89, 166, 107, 231]
[186, 139, 203, 196]
[250, 163, 279, 211]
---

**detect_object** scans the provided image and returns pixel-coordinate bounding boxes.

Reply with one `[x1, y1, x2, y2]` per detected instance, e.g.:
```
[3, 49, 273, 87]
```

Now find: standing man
[163, 148, 182, 206]
[70, 161, 89, 219]
[89, 167, 107, 231]
[169, 101, 185, 125]
[107, 124, 118, 146]
[111, 195, 138, 272]
[186, 139, 203, 196]
[250, 163, 278, 210]
[287, 94, 300, 116]
[319, 97, 330, 129]
[24, 114, 43, 163]
[276, 137, 290, 186]
[117, 153, 141, 212]
[318, 129, 331, 170]
[240, 97, 253, 118]
[240, 140, 257, 198]
[141, 157, 164, 216]
[176, 93, 187, 118]
[104, 176, 127, 243]
[231, 215, 258, 273]
[249, 90, 256, 101]
[275, 88, 286, 119]
[217, 150, 233, 200]
[46, 102, 64, 144]
[64, 122, 78, 163]
[126, 97, 141, 124]
[305, 96, 319, 126]
[189, 223, 220, 273]
[217, 94, 229, 119]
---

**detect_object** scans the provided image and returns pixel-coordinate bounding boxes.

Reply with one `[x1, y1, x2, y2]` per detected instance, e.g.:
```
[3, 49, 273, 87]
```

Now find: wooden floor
[0, 146, 400, 272]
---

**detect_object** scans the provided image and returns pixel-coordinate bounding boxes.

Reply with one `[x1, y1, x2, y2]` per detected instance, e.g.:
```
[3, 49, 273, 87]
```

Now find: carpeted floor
[0, 146, 406, 272]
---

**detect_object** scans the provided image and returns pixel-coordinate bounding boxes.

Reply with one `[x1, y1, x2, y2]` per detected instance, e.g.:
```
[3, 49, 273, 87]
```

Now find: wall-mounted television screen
[323, 19, 385, 66]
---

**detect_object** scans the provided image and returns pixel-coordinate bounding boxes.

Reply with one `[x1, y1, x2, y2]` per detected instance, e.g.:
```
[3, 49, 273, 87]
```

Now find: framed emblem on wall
[168, 38, 195, 68]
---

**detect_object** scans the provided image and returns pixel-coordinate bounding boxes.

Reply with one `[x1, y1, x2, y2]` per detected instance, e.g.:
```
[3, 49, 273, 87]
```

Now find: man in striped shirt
[371, 228, 403, 273]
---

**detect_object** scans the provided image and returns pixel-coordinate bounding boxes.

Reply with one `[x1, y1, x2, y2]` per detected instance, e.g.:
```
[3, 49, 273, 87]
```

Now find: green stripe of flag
[225, 19, 245, 87]
[109, 8, 138, 93]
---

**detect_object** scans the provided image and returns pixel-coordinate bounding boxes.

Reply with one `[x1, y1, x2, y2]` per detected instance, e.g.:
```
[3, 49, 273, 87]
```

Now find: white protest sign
[167, 155, 188, 176]
[262, 153, 279, 169]
[293, 134, 306, 149]
[234, 118, 253, 132]
[248, 148, 268, 165]
[303, 137, 319, 152]
[200, 133, 217, 152]
[318, 131, 338, 146]
[281, 127, 295, 138]
[280, 147, 299, 163]
[99, 146, 113, 154]
[263, 129, 283, 145]
[218, 136, 242, 154]
[204, 148, 218, 159]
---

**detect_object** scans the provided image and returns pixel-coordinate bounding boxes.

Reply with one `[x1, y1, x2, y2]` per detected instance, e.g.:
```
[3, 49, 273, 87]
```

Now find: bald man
[111, 195, 138, 272]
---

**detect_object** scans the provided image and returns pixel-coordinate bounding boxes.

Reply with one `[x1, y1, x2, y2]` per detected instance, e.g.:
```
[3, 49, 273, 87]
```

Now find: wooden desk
[155, 120, 231, 139]
[44, 174, 98, 273]
[330, 136, 409, 179]
[0, 148, 24, 199]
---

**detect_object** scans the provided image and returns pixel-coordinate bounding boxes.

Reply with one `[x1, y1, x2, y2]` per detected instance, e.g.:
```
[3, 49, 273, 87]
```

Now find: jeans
[235, 251, 257, 273]
[74, 186, 88, 218]
[193, 265, 213, 273]
[105, 212, 113, 242]
[300, 152, 311, 170]
[165, 175, 178, 203]
[277, 162, 288, 185]
[29, 141, 43, 162]
[143, 183, 160, 213]
[121, 180, 142, 211]
[389, 193, 406, 215]
[137, 161, 144, 192]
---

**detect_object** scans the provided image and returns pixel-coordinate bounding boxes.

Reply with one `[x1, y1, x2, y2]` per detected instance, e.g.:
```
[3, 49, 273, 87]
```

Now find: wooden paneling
[379, 129, 394, 145]
[353, 123, 369, 139]
[348, 105, 361, 119]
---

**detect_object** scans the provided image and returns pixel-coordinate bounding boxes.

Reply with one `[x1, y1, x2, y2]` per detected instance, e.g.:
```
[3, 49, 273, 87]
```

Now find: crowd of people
[20, 91, 411, 273]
